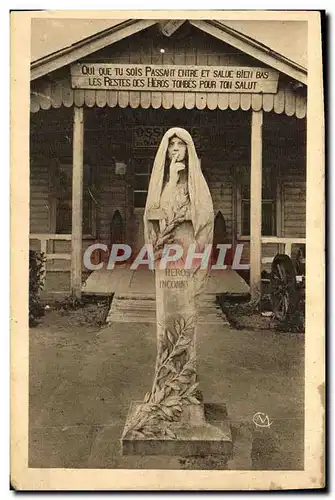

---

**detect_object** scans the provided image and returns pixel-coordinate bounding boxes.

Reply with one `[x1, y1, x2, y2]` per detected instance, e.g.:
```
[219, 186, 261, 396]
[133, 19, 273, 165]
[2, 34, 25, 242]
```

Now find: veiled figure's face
[167, 136, 187, 162]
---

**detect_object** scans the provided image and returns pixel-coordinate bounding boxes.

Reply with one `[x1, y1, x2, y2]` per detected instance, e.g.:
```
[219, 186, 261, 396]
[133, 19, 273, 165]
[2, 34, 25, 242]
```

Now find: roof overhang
[190, 20, 307, 85]
[31, 18, 307, 85]
[30, 19, 157, 81]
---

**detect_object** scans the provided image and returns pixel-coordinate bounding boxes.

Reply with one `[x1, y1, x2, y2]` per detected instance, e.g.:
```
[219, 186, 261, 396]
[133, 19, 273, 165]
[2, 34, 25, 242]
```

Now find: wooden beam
[71, 106, 84, 298]
[250, 109, 263, 301]
[159, 20, 185, 37]
[31, 20, 157, 81]
[30, 233, 72, 240]
[189, 20, 307, 86]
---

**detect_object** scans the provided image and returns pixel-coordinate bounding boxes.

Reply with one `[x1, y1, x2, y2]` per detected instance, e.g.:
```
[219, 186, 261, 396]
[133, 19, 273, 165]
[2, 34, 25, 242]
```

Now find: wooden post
[250, 110, 263, 301]
[276, 175, 285, 254]
[71, 106, 84, 298]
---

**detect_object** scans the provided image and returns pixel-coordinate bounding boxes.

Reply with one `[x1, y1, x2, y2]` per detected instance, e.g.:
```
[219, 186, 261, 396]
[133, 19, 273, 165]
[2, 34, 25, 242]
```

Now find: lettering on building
[71, 63, 279, 93]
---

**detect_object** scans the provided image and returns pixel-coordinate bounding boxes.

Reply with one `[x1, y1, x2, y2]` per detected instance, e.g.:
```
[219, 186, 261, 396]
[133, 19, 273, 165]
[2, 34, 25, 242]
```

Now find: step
[107, 295, 228, 325]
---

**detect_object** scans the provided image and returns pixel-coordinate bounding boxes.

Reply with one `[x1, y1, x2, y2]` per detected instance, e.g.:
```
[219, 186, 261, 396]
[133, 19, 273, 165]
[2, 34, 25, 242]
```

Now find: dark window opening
[240, 166, 278, 236]
[133, 156, 153, 208]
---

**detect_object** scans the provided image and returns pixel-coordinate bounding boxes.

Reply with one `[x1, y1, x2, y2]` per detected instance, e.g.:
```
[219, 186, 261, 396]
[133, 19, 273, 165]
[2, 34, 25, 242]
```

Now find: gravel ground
[29, 301, 305, 470]
[219, 296, 305, 333]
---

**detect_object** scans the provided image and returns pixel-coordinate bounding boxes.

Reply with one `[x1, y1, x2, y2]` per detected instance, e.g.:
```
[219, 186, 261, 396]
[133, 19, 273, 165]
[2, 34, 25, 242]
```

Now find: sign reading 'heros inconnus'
[70, 63, 279, 93]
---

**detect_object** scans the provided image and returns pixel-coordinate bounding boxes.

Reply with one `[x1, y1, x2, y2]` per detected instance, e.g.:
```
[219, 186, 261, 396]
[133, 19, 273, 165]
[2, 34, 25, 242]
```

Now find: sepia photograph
[11, 10, 324, 490]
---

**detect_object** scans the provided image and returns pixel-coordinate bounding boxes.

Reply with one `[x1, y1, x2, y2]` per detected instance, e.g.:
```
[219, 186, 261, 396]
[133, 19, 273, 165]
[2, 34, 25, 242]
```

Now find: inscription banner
[71, 63, 279, 93]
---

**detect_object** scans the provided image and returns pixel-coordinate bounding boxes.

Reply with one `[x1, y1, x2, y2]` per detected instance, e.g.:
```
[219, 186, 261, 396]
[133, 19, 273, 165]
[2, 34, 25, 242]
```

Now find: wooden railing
[30, 234, 72, 279]
[261, 237, 306, 264]
[30, 234, 306, 286]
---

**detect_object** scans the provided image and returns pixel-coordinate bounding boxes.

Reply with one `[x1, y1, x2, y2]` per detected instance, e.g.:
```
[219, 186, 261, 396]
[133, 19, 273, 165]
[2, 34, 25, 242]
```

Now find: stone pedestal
[121, 402, 233, 459]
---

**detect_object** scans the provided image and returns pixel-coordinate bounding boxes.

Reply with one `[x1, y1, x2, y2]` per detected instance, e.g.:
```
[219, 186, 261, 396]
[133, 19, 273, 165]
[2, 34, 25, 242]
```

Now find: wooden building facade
[29, 19, 307, 299]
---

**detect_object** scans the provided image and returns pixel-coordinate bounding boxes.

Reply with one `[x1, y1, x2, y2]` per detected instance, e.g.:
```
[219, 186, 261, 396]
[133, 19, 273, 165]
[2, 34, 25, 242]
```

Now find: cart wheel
[270, 254, 297, 321]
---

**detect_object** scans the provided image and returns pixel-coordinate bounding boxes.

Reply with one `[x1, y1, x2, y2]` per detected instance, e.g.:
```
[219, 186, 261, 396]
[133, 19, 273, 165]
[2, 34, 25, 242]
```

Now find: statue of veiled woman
[124, 128, 214, 440]
[144, 127, 214, 260]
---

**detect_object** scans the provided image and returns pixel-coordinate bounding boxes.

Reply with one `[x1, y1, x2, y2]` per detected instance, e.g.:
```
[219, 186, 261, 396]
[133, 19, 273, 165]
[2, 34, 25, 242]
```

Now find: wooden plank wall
[30, 108, 97, 271]
[29, 164, 50, 234]
[206, 163, 234, 238]
[283, 173, 306, 238]
[30, 108, 72, 245]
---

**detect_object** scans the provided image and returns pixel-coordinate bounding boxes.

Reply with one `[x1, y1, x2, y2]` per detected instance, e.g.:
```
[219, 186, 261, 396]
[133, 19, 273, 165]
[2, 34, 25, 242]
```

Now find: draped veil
[144, 127, 214, 249]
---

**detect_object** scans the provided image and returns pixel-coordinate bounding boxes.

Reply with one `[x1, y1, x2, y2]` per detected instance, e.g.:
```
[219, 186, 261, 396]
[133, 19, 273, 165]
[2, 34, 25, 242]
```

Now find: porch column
[71, 106, 84, 298]
[250, 109, 263, 301]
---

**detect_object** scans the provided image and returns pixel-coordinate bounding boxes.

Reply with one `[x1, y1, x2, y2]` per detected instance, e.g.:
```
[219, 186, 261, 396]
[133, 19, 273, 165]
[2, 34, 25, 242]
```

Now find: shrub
[29, 250, 46, 326]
